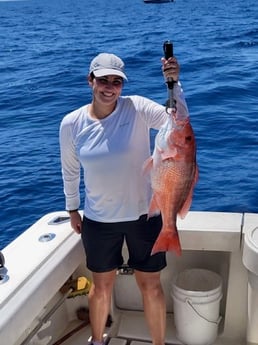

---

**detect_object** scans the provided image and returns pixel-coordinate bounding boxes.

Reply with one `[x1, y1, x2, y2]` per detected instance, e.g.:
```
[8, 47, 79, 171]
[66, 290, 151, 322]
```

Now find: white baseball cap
[89, 53, 127, 80]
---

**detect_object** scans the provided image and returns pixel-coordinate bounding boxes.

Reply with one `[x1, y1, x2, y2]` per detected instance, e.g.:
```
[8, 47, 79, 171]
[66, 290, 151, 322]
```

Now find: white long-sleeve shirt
[59, 83, 189, 222]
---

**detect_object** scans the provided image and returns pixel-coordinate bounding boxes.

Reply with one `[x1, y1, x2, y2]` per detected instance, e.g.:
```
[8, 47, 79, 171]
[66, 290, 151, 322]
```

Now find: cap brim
[93, 68, 127, 81]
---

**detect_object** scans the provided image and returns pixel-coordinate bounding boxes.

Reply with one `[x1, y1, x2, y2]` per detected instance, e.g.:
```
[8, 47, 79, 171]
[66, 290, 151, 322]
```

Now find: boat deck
[56, 311, 245, 345]
[2, 211, 255, 345]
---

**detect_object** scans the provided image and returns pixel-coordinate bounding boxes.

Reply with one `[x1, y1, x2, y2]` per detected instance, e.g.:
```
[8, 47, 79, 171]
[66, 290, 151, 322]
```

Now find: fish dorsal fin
[148, 195, 160, 218]
[178, 166, 199, 219]
[178, 189, 193, 219]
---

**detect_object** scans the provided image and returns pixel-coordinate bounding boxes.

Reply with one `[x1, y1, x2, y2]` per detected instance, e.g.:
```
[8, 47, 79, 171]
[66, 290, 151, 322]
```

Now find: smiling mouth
[102, 92, 115, 97]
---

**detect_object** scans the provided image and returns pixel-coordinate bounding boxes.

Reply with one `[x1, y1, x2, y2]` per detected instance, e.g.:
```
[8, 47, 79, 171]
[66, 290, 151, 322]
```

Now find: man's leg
[135, 270, 166, 345]
[88, 270, 117, 343]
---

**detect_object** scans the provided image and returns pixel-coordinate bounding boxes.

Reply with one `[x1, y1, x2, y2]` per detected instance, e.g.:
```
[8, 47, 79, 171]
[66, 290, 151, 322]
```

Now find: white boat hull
[1, 211, 258, 345]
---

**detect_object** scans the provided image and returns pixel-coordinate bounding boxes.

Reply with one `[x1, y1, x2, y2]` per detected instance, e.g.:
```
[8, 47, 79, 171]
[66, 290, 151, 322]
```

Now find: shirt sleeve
[59, 114, 81, 211]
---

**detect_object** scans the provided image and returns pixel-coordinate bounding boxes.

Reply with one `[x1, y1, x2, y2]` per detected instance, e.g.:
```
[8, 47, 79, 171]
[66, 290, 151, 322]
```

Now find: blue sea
[0, 0, 257, 249]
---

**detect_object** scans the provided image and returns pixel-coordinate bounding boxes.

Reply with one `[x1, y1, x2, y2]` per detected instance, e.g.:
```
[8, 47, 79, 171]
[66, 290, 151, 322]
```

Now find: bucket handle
[186, 298, 222, 325]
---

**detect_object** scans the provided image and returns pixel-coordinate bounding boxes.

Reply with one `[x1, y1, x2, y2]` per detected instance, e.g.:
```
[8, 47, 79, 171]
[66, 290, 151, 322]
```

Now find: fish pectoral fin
[151, 229, 181, 256]
[160, 148, 177, 160]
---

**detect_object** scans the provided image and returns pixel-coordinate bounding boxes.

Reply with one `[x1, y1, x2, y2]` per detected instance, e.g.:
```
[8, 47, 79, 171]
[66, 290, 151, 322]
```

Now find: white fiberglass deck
[55, 311, 245, 345]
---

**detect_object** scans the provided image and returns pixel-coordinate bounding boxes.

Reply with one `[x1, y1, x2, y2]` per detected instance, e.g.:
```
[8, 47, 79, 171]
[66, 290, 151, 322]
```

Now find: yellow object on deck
[60, 276, 92, 298]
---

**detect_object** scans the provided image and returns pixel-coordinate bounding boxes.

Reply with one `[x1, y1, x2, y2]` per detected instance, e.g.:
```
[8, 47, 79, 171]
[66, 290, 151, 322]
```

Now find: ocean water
[0, 0, 257, 248]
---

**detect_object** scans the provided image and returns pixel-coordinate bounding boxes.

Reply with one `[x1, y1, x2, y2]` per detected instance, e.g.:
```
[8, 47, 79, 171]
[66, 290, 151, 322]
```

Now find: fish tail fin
[151, 228, 182, 256]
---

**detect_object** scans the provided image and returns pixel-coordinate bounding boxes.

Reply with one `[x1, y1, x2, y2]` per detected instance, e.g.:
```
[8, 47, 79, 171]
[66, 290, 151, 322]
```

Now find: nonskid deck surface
[58, 311, 245, 345]
[59, 331, 245, 345]
[60, 312, 180, 345]
[61, 334, 178, 345]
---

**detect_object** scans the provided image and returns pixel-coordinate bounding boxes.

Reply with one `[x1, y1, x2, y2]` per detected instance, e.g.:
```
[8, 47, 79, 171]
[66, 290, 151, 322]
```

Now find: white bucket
[171, 268, 222, 345]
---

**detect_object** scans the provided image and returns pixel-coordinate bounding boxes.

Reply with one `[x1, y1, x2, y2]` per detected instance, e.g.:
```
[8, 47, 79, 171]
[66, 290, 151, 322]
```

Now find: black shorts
[81, 214, 166, 273]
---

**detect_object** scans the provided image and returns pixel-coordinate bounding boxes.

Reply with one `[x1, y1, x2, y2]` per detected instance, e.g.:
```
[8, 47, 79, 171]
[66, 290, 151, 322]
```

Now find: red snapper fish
[145, 111, 198, 256]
